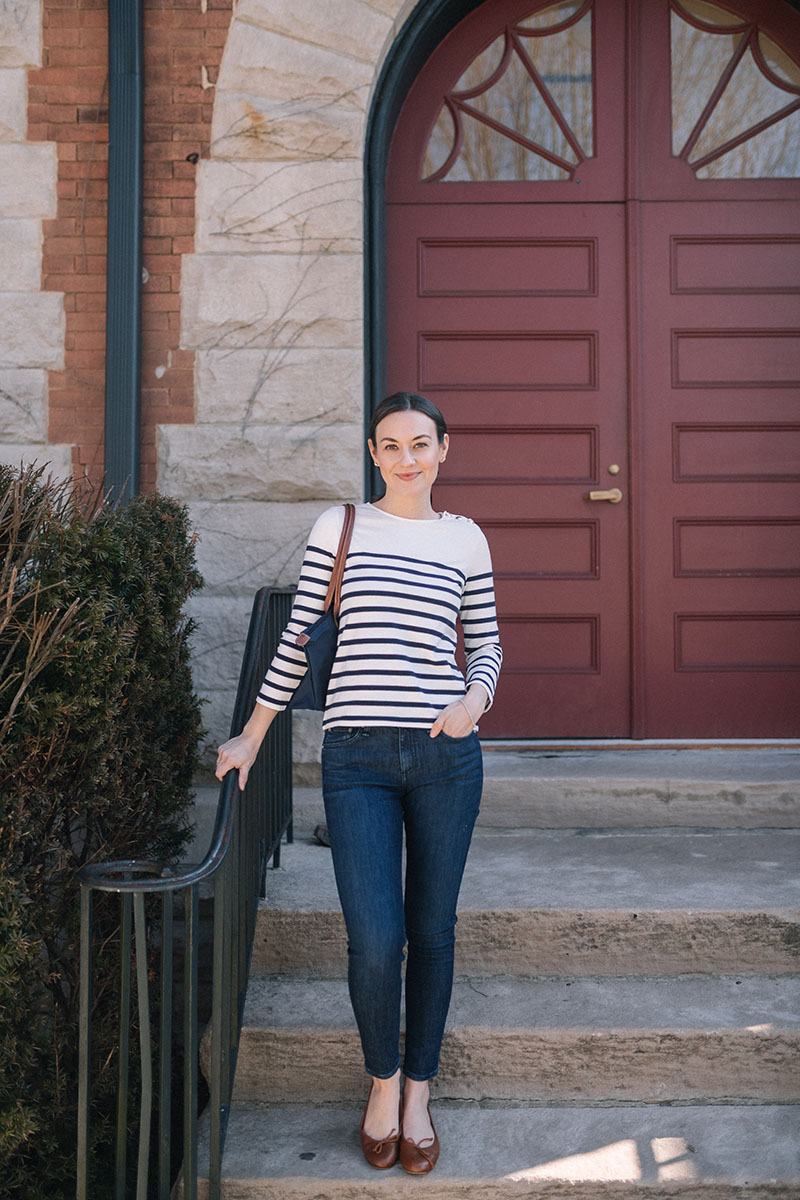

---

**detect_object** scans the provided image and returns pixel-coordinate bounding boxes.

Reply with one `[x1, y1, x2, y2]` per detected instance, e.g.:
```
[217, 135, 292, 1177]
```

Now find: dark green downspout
[104, 0, 143, 503]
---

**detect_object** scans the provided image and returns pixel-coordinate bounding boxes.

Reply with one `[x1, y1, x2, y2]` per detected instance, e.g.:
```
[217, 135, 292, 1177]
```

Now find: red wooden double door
[386, 0, 800, 737]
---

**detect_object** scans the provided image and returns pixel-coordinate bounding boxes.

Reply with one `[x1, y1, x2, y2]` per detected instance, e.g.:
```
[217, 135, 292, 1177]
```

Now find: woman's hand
[215, 731, 262, 789]
[216, 703, 277, 789]
[430, 684, 488, 738]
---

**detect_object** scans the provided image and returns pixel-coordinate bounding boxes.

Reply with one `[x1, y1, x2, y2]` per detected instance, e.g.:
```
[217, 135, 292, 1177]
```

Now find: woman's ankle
[371, 1068, 401, 1094]
[402, 1077, 430, 1103]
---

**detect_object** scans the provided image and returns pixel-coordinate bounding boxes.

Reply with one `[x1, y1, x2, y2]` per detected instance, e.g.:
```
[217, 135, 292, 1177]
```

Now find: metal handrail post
[158, 892, 173, 1199]
[209, 849, 226, 1198]
[116, 893, 132, 1199]
[133, 894, 153, 1200]
[183, 883, 199, 1200]
[77, 885, 93, 1200]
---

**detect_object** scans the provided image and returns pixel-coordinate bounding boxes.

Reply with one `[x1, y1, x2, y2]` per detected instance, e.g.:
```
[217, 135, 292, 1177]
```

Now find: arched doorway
[377, 0, 800, 738]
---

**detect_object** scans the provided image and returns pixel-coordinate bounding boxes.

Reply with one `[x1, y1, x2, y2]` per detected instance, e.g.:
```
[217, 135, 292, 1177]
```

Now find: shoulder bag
[290, 503, 355, 711]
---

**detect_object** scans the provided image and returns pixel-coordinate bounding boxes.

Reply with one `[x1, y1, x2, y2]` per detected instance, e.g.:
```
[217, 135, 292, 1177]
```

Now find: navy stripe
[347, 550, 466, 582]
[344, 579, 462, 603]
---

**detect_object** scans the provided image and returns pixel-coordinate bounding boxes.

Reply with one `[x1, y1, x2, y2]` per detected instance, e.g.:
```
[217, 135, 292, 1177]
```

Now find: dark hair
[368, 392, 448, 446]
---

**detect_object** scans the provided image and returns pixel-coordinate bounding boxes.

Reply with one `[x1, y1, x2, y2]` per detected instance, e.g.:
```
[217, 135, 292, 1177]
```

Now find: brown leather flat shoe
[359, 1083, 401, 1170]
[399, 1104, 440, 1174]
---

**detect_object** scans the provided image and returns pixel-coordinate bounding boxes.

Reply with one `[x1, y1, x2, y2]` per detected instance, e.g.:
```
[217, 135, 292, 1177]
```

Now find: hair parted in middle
[368, 392, 448, 446]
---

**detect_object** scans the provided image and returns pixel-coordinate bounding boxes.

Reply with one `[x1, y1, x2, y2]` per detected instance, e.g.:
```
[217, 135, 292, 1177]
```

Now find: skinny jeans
[321, 725, 483, 1082]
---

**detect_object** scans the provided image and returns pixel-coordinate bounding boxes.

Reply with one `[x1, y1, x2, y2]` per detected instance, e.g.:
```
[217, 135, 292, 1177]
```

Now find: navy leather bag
[290, 503, 355, 711]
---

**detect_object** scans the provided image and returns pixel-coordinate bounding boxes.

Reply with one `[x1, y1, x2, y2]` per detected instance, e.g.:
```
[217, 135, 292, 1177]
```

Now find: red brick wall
[29, 0, 234, 491]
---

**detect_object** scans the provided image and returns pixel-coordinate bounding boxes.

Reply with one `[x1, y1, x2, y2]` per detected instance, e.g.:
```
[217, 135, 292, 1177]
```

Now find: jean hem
[402, 1067, 439, 1083]
[365, 1061, 401, 1080]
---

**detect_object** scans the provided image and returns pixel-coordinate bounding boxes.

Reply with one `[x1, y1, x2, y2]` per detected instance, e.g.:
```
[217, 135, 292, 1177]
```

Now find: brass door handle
[585, 488, 623, 503]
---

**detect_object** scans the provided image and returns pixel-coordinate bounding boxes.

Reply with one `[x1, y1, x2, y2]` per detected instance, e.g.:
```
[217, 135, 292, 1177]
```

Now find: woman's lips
[396, 471, 421, 481]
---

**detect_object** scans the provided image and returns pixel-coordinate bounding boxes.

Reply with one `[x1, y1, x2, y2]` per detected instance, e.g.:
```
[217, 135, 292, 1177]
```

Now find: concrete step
[480, 749, 800, 829]
[288, 748, 800, 833]
[252, 830, 800, 977]
[185, 1102, 800, 1198]
[229, 974, 800, 1105]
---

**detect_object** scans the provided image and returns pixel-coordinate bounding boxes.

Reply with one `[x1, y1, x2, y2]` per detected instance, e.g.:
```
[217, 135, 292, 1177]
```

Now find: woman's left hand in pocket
[430, 698, 475, 739]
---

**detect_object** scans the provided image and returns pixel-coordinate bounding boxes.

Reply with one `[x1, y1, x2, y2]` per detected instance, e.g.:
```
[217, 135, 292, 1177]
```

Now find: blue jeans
[321, 725, 483, 1081]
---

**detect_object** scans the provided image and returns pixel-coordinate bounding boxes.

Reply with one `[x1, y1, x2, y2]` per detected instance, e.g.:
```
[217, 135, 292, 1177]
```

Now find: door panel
[387, 203, 631, 736]
[638, 200, 800, 735]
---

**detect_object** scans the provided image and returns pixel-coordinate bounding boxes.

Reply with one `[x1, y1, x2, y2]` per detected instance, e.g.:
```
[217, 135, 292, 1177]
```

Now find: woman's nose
[400, 446, 415, 464]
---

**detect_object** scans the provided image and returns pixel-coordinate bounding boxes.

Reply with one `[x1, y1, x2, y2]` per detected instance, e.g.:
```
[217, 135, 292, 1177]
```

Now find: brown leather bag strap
[323, 503, 355, 623]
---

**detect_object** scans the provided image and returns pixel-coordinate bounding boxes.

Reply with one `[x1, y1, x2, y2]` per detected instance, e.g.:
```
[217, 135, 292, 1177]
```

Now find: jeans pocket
[323, 726, 365, 747]
[438, 728, 476, 742]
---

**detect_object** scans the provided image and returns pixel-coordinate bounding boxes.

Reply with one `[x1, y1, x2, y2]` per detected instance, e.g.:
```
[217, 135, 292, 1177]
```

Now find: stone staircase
[194, 748, 800, 1197]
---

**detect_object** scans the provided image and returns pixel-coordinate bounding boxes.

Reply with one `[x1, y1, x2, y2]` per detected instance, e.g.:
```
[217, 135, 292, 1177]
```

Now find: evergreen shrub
[0, 464, 204, 1197]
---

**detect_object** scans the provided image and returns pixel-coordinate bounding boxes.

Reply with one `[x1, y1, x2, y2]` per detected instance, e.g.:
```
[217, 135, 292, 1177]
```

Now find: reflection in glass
[677, 0, 745, 27]
[671, 1, 800, 179]
[455, 34, 507, 92]
[690, 51, 799, 162]
[423, 105, 456, 178]
[520, 15, 593, 152]
[422, 3, 593, 182]
[671, 13, 742, 154]
[760, 33, 800, 87]
[696, 107, 800, 176]
[517, 0, 583, 31]
[466, 53, 579, 165]
[445, 111, 570, 181]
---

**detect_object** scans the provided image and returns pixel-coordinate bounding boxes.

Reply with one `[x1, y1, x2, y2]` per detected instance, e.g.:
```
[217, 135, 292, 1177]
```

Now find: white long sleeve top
[257, 503, 502, 729]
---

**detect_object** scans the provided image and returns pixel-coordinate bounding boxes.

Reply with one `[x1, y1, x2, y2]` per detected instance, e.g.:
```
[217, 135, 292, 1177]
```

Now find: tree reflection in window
[671, 0, 800, 178]
[422, 0, 594, 182]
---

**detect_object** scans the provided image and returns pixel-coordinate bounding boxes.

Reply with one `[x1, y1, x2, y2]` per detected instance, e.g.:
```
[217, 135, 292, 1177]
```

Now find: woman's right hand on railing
[216, 703, 278, 789]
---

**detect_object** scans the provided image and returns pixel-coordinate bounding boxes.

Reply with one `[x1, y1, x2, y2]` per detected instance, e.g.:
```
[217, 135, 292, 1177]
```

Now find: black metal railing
[76, 586, 295, 1199]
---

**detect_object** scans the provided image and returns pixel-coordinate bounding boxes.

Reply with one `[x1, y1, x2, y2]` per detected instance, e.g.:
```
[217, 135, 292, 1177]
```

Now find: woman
[216, 392, 502, 1173]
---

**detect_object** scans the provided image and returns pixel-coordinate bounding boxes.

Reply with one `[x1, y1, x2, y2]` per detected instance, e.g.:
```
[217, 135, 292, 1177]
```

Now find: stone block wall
[0, 1, 69, 479]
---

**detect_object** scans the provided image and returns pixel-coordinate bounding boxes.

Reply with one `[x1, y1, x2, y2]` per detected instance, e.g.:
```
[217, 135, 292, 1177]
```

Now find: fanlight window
[421, 0, 800, 183]
[671, 0, 800, 178]
[422, 0, 594, 182]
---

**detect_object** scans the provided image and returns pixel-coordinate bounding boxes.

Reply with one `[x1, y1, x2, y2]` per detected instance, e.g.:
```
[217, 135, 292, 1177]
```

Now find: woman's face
[368, 410, 448, 499]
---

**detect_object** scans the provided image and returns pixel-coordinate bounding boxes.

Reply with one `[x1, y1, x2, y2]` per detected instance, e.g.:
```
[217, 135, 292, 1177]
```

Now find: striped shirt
[257, 503, 502, 729]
